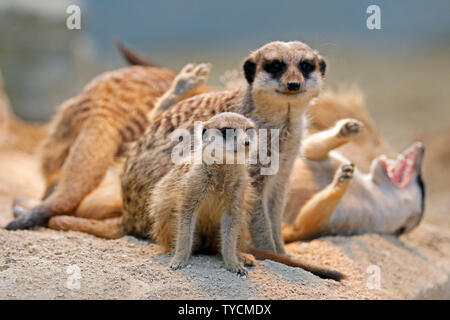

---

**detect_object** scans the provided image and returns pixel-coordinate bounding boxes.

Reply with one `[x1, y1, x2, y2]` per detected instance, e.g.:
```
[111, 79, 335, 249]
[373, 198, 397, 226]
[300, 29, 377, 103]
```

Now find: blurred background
[0, 0, 449, 223]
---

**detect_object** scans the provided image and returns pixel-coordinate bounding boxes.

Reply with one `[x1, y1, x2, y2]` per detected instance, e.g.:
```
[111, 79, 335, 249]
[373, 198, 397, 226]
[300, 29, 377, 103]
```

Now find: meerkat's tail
[115, 39, 160, 67]
[48, 216, 124, 239]
[248, 248, 345, 281]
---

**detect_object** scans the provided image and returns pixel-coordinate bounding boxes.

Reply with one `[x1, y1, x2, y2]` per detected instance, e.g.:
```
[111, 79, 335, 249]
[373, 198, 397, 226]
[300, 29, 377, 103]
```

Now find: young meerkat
[5, 60, 212, 230]
[151, 112, 257, 276]
[121, 41, 344, 280]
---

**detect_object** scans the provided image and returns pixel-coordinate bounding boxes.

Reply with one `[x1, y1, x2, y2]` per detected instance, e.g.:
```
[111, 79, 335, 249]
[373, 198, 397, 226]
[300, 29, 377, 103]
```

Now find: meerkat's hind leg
[302, 119, 363, 161]
[6, 120, 121, 230]
[282, 163, 354, 242]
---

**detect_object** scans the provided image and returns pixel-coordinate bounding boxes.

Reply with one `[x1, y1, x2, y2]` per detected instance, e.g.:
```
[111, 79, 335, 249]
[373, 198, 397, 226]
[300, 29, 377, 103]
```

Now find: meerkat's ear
[318, 57, 327, 76]
[243, 58, 257, 84]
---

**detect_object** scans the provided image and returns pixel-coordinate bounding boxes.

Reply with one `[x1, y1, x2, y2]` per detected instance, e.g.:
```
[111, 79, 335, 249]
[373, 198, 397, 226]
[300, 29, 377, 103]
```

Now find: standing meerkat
[6, 59, 212, 230]
[119, 41, 345, 280]
[151, 112, 257, 275]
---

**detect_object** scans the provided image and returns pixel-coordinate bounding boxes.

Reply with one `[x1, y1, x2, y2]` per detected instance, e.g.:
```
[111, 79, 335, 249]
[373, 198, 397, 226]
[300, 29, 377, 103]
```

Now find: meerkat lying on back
[282, 117, 425, 242]
[150, 112, 256, 275]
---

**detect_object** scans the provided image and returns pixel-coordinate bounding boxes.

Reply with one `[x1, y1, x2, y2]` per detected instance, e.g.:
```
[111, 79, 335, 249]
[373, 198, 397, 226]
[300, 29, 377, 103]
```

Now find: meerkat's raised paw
[337, 119, 363, 138]
[335, 163, 355, 184]
[173, 63, 212, 96]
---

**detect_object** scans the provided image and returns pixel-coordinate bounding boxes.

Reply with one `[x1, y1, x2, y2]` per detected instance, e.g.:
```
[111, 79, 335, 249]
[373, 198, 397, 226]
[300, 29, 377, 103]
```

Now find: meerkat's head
[243, 41, 326, 112]
[370, 142, 426, 234]
[200, 112, 257, 164]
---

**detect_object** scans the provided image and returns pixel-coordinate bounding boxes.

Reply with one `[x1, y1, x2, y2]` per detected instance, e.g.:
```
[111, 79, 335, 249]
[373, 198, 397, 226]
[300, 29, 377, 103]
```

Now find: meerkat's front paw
[225, 261, 248, 277]
[173, 63, 212, 95]
[169, 256, 191, 270]
[335, 163, 355, 185]
[336, 119, 363, 138]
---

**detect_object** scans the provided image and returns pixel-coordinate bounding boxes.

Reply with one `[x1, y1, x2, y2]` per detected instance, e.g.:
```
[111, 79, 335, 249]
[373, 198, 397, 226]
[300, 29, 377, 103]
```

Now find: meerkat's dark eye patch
[264, 60, 286, 78]
[319, 59, 326, 76]
[243, 59, 256, 84]
[299, 60, 315, 78]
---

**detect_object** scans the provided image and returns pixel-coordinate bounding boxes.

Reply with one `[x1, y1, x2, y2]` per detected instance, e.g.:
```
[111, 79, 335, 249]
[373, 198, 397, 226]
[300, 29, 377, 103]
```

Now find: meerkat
[282, 111, 425, 241]
[5, 57, 212, 230]
[150, 112, 256, 275]
[121, 41, 327, 256]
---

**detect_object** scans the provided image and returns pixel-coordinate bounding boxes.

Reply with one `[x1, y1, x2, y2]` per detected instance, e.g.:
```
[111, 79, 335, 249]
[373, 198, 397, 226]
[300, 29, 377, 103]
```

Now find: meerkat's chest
[196, 190, 228, 225]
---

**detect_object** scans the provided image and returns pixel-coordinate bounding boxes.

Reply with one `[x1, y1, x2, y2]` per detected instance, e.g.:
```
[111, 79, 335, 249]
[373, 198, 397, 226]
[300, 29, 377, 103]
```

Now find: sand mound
[1, 196, 449, 299]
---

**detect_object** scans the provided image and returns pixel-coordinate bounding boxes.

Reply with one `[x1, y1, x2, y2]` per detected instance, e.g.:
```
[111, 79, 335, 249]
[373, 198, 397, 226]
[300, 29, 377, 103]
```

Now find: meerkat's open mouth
[378, 145, 420, 188]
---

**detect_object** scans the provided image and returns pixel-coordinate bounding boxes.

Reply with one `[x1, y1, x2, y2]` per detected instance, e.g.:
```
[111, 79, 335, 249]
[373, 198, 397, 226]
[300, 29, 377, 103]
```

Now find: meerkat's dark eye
[264, 60, 286, 78]
[220, 127, 233, 139]
[299, 60, 315, 77]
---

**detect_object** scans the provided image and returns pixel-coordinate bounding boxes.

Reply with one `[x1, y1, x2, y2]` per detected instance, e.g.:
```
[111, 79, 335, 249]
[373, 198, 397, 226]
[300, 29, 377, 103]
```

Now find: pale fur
[149, 112, 256, 275]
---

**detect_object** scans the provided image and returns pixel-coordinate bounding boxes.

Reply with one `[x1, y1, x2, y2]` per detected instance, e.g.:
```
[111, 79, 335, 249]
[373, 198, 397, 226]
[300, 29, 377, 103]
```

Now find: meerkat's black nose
[244, 140, 250, 146]
[287, 82, 300, 91]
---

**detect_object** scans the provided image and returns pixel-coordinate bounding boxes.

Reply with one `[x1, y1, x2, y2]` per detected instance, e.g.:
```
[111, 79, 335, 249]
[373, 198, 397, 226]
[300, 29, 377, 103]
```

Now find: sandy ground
[1, 194, 449, 299]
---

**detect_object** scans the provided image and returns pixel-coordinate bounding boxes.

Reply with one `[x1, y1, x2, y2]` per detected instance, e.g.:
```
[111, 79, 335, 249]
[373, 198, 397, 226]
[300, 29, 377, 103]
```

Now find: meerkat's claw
[337, 119, 364, 138]
[226, 262, 248, 277]
[169, 257, 190, 270]
[336, 163, 355, 183]
[179, 63, 196, 74]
